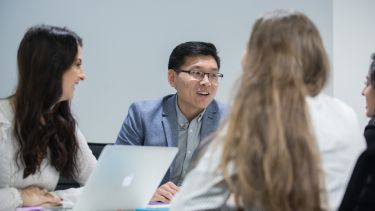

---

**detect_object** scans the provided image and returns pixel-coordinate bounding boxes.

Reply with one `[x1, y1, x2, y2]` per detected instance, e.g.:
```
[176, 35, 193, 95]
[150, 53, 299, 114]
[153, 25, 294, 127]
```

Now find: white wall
[0, 0, 332, 143]
[333, 0, 375, 129]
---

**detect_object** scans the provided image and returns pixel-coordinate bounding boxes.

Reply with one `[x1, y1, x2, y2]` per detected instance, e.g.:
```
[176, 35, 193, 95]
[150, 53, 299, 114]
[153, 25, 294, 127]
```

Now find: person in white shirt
[0, 25, 96, 210]
[170, 9, 365, 211]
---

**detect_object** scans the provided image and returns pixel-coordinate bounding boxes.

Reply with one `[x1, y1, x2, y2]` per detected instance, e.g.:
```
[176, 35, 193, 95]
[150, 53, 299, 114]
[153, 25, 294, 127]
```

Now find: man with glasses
[115, 41, 227, 203]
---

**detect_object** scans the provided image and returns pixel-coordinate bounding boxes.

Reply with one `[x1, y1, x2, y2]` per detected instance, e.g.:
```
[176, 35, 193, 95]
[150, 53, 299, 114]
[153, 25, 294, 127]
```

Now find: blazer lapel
[201, 102, 219, 140]
[161, 94, 178, 147]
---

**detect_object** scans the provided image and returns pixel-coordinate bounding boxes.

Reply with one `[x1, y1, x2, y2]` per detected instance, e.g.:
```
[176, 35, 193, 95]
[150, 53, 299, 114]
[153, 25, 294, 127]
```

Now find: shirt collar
[175, 96, 205, 129]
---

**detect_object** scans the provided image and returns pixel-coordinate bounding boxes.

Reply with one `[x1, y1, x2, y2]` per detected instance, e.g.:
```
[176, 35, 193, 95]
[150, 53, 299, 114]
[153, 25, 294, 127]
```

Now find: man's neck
[176, 98, 203, 122]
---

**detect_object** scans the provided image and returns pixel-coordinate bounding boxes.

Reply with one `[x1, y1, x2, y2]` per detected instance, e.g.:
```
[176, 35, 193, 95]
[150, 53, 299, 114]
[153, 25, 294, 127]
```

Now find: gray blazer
[115, 94, 227, 184]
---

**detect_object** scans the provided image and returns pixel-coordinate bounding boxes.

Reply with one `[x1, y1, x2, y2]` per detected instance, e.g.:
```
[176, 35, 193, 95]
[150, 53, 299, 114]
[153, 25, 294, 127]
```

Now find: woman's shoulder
[0, 99, 13, 125]
[307, 93, 366, 151]
[306, 93, 357, 121]
[307, 93, 353, 109]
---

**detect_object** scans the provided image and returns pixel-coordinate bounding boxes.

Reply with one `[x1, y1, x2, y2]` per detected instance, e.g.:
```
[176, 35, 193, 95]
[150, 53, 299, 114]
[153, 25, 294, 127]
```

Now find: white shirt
[0, 99, 96, 210]
[170, 93, 366, 211]
[306, 94, 366, 210]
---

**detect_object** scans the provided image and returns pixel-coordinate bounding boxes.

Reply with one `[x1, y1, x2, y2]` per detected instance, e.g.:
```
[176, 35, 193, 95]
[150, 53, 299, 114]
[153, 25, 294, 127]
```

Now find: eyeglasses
[174, 69, 223, 83]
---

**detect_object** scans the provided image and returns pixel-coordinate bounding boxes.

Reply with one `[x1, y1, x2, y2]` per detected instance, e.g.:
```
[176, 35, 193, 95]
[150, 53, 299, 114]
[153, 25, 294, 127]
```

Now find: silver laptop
[72, 145, 177, 211]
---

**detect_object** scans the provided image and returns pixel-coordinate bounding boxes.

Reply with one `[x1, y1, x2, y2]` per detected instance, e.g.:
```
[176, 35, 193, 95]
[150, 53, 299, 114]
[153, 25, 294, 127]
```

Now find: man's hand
[20, 186, 62, 207]
[150, 182, 180, 203]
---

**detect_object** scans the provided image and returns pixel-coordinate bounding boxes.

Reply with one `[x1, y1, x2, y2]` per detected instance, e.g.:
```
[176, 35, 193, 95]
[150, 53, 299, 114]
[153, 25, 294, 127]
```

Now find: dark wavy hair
[13, 25, 82, 179]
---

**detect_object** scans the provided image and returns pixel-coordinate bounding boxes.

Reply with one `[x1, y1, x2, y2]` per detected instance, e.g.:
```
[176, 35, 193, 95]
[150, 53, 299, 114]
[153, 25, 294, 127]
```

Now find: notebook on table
[72, 145, 177, 211]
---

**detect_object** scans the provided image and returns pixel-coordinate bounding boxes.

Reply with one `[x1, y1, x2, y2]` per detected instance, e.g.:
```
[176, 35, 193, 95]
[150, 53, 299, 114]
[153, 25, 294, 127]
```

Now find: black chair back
[55, 142, 111, 190]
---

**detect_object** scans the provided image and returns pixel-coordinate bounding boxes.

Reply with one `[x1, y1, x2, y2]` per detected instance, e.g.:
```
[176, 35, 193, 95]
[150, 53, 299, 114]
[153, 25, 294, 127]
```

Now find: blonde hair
[219, 10, 329, 211]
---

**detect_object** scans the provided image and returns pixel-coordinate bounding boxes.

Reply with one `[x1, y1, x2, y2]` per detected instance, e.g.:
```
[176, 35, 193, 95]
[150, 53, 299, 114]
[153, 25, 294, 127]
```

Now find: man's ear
[168, 69, 176, 87]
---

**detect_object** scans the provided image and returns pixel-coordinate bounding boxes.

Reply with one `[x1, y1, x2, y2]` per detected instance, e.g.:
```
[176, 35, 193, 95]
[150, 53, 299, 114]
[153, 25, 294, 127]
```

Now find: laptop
[72, 145, 178, 211]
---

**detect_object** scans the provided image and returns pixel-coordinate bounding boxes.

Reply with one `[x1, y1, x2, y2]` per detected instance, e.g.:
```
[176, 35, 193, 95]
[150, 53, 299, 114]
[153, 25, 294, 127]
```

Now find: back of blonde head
[219, 10, 329, 211]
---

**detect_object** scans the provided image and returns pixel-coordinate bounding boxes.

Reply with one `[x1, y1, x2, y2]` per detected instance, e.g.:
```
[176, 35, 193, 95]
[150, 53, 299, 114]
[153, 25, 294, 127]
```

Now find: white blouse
[170, 93, 366, 211]
[0, 99, 96, 210]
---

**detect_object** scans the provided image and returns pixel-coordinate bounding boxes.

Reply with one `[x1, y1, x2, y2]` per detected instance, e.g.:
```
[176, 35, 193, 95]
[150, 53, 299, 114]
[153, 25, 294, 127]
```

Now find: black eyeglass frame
[174, 69, 224, 81]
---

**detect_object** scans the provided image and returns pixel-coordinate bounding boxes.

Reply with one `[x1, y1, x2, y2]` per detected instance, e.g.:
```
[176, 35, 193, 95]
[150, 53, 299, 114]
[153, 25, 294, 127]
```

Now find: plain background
[333, 0, 375, 132]
[0, 0, 374, 143]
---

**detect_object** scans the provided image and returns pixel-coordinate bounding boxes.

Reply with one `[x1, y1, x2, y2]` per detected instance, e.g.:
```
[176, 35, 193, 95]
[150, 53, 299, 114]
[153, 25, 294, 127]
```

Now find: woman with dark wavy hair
[339, 54, 375, 211]
[362, 54, 375, 147]
[171, 10, 365, 211]
[0, 25, 96, 210]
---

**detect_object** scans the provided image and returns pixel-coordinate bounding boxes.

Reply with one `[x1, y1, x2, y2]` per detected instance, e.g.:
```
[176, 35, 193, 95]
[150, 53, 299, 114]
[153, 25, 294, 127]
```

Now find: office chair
[55, 142, 110, 190]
